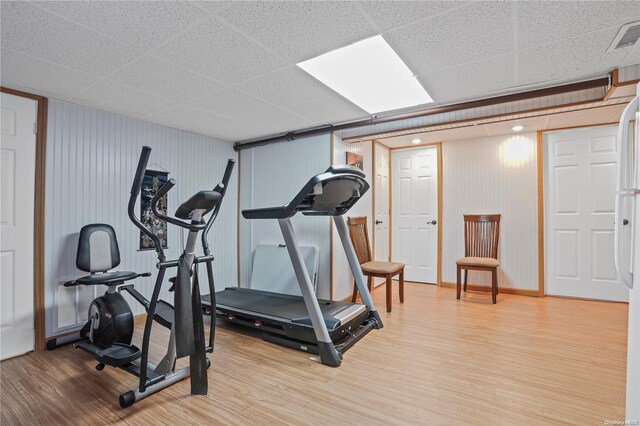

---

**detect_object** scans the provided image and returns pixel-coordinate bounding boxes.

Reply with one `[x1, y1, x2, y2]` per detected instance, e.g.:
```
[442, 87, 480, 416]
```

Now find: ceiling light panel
[297, 35, 433, 114]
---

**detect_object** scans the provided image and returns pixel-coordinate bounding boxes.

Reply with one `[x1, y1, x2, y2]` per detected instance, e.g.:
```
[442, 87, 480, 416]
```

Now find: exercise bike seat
[67, 271, 139, 286]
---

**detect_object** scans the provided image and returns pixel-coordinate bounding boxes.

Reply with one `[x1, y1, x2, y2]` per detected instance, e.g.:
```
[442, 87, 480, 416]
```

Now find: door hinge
[33, 122, 37, 134]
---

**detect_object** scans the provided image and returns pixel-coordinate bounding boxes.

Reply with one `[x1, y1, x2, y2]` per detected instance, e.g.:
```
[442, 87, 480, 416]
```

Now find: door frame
[1, 86, 47, 350]
[538, 122, 622, 300]
[387, 142, 443, 286]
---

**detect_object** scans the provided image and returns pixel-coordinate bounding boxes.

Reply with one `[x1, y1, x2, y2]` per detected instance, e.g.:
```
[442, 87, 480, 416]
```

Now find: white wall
[332, 136, 374, 300]
[45, 100, 237, 337]
[441, 133, 538, 291]
[238, 134, 332, 299]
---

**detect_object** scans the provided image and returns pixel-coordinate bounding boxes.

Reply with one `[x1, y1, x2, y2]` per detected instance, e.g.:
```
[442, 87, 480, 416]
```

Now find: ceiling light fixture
[412, 138, 422, 144]
[297, 35, 433, 114]
[512, 125, 524, 132]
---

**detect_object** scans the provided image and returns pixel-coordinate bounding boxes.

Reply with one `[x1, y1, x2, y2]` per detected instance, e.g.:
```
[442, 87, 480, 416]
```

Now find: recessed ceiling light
[412, 138, 422, 144]
[512, 125, 524, 132]
[297, 35, 433, 114]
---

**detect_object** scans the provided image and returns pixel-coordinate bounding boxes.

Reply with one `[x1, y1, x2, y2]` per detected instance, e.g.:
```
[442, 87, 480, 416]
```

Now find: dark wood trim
[1, 86, 48, 351]
[34, 97, 47, 350]
[0, 86, 46, 101]
[604, 68, 619, 101]
[537, 131, 545, 298]
[371, 140, 376, 259]
[436, 142, 443, 287]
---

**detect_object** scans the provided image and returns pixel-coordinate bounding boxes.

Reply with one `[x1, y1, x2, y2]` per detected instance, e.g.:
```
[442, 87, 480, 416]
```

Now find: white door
[545, 126, 629, 301]
[373, 144, 390, 286]
[1, 93, 37, 360]
[392, 147, 438, 283]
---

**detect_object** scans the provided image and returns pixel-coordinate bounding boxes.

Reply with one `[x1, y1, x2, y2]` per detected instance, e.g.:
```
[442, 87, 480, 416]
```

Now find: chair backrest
[463, 214, 501, 259]
[76, 224, 121, 273]
[347, 216, 372, 265]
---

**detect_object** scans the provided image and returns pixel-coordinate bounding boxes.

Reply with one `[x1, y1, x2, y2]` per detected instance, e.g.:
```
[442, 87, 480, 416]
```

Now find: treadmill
[202, 165, 383, 367]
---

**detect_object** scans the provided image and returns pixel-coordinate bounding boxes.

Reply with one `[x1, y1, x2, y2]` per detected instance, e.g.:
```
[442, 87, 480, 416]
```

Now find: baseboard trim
[441, 281, 540, 297]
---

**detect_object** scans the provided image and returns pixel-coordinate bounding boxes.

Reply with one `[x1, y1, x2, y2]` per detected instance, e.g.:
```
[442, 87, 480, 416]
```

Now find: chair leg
[386, 274, 392, 313]
[399, 271, 404, 303]
[367, 276, 373, 293]
[456, 266, 461, 300]
[491, 268, 497, 304]
[463, 269, 468, 292]
[351, 279, 358, 303]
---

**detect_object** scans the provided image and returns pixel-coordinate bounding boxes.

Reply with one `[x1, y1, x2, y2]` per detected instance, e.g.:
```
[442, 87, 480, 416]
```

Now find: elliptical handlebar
[128, 146, 165, 260]
[202, 159, 235, 254]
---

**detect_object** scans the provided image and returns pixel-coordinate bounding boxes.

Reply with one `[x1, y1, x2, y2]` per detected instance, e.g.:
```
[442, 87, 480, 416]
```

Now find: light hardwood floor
[0, 283, 629, 425]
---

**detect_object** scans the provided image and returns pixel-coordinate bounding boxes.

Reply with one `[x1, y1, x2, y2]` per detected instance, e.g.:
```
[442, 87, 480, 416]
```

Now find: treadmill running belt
[213, 288, 361, 330]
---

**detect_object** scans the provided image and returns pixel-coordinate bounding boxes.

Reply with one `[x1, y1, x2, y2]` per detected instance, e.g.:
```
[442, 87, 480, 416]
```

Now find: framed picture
[346, 151, 364, 170]
[139, 169, 169, 250]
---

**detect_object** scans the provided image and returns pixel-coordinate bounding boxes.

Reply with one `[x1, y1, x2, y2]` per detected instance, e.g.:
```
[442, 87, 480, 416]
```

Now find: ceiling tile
[72, 80, 175, 117]
[218, 1, 377, 62]
[110, 56, 225, 102]
[1, 1, 139, 76]
[234, 66, 337, 107]
[518, 27, 629, 86]
[517, 1, 640, 49]
[193, 1, 234, 14]
[154, 17, 288, 85]
[384, 1, 513, 75]
[0, 49, 99, 99]
[292, 94, 369, 125]
[146, 104, 243, 141]
[187, 88, 313, 134]
[357, 1, 469, 33]
[33, 1, 206, 51]
[418, 53, 516, 103]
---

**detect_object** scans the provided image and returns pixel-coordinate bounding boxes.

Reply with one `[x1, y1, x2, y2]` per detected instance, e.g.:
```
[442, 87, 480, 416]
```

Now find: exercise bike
[51, 146, 234, 408]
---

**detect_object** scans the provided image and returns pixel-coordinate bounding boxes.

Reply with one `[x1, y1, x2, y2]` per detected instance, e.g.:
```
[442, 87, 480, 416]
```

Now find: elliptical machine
[55, 146, 235, 408]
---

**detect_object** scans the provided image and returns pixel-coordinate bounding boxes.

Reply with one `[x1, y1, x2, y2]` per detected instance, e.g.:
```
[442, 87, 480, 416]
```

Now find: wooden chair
[456, 214, 501, 304]
[347, 216, 405, 313]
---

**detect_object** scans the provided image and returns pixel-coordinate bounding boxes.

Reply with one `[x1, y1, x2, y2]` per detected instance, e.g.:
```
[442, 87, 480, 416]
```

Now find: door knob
[430, 220, 437, 225]
[375, 220, 383, 225]
[623, 219, 630, 225]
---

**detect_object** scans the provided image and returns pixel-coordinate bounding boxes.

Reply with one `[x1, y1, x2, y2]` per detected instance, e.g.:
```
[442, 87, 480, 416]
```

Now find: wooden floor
[1, 284, 629, 425]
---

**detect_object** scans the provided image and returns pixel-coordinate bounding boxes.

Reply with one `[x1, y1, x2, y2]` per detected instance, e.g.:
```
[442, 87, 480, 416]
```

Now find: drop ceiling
[1, 1, 639, 142]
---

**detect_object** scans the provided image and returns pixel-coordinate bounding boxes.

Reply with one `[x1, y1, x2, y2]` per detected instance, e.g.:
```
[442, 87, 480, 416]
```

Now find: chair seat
[70, 271, 139, 286]
[361, 261, 405, 275]
[456, 257, 499, 268]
